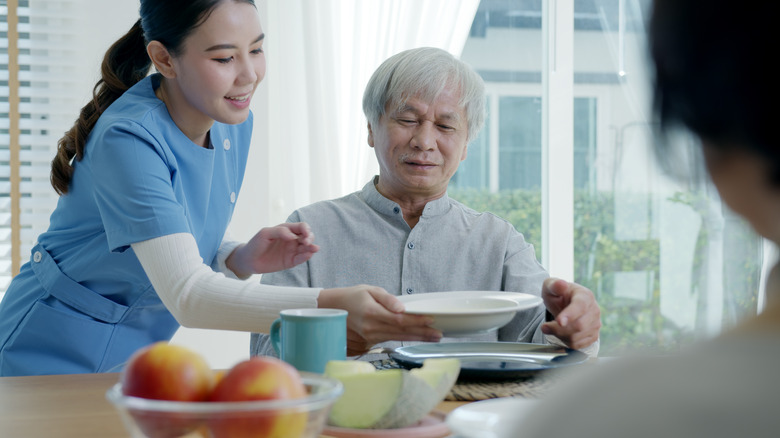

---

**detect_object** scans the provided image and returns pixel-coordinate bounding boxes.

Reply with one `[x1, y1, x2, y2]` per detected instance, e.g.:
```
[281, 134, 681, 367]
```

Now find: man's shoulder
[446, 197, 517, 229]
[289, 190, 372, 230]
[295, 191, 363, 215]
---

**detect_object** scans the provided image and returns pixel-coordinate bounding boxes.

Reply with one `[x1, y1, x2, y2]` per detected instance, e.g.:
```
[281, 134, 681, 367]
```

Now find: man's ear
[367, 122, 375, 148]
[460, 142, 468, 162]
[147, 41, 176, 78]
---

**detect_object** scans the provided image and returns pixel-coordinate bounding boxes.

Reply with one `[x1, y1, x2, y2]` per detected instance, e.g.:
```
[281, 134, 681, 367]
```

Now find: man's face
[369, 87, 469, 203]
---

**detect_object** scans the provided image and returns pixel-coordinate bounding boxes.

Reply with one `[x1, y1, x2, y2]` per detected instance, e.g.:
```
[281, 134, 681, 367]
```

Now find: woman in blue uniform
[0, 0, 441, 376]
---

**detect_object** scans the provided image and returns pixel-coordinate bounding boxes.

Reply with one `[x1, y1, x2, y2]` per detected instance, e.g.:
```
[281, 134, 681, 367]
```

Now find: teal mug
[270, 308, 347, 373]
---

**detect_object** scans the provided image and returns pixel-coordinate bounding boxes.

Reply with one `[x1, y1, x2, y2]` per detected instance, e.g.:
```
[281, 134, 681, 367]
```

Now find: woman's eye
[251, 47, 264, 55]
[214, 57, 233, 64]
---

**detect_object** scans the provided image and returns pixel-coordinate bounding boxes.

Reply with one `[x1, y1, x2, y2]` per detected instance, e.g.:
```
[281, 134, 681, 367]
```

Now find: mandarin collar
[361, 176, 451, 218]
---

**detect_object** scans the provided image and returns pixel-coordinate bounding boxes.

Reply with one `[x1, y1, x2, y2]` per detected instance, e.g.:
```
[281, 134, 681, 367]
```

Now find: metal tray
[389, 342, 588, 380]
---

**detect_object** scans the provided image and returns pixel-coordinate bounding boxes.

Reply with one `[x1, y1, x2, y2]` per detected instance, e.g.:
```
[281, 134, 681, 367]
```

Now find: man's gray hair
[362, 47, 486, 143]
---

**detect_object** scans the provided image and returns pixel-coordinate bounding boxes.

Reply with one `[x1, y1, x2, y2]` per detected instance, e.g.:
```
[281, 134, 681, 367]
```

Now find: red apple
[208, 357, 308, 438]
[121, 342, 215, 438]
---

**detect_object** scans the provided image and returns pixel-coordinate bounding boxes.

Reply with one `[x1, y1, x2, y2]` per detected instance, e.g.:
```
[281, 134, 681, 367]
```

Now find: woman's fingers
[319, 285, 443, 347]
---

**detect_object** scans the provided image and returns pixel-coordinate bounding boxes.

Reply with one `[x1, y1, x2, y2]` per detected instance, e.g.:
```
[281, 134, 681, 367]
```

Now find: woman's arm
[132, 233, 319, 332]
[133, 232, 443, 354]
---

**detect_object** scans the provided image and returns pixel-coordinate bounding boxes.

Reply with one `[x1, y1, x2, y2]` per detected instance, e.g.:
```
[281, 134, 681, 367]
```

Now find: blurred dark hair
[649, 0, 776, 182]
[51, 0, 256, 195]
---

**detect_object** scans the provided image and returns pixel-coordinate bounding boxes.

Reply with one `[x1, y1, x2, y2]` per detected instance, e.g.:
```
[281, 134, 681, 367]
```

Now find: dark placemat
[370, 358, 560, 401]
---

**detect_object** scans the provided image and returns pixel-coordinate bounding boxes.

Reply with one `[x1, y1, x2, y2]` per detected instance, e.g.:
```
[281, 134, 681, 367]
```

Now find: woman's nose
[238, 57, 260, 85]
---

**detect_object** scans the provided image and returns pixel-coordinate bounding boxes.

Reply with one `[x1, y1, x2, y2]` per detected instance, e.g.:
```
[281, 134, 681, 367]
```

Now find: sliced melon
[324, 358, 460, 429]
[409, 357, 461, 400]
[323, 359, 376, 379]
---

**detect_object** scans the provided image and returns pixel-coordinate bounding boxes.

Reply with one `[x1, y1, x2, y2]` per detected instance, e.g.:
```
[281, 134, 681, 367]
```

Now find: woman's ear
[146, 41, 176, 78]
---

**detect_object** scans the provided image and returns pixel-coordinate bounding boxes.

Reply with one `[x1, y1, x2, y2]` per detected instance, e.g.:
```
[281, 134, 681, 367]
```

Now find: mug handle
[270, 318, 283, 357]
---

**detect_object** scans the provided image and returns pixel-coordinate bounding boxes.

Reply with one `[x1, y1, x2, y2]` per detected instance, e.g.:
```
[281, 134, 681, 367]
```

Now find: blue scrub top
[0, 74, 252, 376]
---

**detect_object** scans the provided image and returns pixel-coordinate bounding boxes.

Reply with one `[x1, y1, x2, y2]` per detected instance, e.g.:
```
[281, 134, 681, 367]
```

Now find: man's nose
[411, 122, 436, 151]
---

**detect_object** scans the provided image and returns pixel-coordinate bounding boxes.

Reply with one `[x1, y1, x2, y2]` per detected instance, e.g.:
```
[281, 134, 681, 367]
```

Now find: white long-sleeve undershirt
[131, 232, 320, 333]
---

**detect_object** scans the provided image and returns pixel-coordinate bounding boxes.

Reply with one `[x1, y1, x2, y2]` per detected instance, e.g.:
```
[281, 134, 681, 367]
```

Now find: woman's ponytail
[51, 20, 151, 195]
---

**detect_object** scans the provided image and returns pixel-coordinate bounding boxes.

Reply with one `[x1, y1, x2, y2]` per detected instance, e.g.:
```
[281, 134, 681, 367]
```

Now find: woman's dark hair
[649, 0, 776, 182]
[51, 0, 256, 195]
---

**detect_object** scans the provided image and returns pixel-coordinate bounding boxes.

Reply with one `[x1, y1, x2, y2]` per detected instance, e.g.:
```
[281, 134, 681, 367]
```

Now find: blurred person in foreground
[251, 47, 601, 359]
[519, 1, 780, 436]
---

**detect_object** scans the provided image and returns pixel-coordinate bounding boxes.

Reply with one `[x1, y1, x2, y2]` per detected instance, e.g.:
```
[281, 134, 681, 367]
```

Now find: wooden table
[0, 372, 470, 438]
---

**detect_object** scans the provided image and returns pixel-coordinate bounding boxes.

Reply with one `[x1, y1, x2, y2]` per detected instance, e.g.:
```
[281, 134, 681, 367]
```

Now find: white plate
[446, 397, 540, 438]
[398, 291, 542, 337]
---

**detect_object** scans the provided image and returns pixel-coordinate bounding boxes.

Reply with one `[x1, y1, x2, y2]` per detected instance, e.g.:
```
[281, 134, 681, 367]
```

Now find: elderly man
[251, 47, 601, 359]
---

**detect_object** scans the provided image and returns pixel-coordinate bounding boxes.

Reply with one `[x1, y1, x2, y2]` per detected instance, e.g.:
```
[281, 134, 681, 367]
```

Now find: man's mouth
[403, 156, 438, 166]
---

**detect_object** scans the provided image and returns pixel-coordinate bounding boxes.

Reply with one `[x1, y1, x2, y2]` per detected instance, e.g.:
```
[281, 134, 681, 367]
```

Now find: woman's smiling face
[167, 1, 266, 129]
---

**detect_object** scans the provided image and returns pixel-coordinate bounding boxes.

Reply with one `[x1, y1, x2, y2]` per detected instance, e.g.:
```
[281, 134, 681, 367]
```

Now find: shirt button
[33, 251, 42, 263]
[223, 138, 231, 150]
[407, 242, 414, 249]
[230, 192, 236, 203]
[407, 288, 413, 294]
[393, 207, 400, 214]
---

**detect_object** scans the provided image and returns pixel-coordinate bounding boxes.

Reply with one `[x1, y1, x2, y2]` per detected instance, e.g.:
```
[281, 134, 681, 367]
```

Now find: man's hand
[541, 277, 601, 350]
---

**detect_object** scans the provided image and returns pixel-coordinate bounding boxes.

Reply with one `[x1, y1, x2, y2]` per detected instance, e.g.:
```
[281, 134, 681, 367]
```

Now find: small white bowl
[447, 397, 541, 438]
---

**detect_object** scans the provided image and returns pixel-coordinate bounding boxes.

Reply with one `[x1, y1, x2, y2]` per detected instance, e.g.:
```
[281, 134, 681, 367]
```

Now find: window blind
[1, 0, 89, 293]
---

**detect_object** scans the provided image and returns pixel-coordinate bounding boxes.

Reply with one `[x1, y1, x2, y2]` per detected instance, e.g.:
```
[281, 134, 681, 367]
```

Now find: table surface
[0, 372, 470, 438]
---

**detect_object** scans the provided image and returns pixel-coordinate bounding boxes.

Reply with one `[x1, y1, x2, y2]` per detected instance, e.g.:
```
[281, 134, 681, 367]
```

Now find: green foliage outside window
[449, 188, 762, 356]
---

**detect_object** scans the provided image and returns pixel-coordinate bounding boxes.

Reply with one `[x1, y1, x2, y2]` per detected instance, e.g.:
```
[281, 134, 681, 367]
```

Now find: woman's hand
[317, 285, 442, 356]
[225, 222, 320, 278]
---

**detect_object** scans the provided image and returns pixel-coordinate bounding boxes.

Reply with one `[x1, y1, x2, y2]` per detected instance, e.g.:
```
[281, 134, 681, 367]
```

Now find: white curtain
[234, 0, 479, 235]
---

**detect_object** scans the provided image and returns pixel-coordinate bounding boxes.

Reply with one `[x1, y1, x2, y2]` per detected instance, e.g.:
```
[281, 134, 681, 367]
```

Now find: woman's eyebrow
[206, 33, 265, 52]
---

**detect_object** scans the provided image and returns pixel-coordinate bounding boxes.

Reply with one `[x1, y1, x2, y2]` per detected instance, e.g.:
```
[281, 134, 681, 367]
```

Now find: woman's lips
[225, 92, 252, 109]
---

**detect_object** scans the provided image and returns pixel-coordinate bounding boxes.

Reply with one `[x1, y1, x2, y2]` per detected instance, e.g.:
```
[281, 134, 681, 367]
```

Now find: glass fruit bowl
[106, 373, 343, 438]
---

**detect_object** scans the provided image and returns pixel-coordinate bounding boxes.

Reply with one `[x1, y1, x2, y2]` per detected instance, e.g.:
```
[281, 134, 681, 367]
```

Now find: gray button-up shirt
[251, 177, 549, 359]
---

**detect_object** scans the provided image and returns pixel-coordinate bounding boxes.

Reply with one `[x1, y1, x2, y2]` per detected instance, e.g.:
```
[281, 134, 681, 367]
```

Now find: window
[451, 0, 763, 355]
[1, 0, 90, 294]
